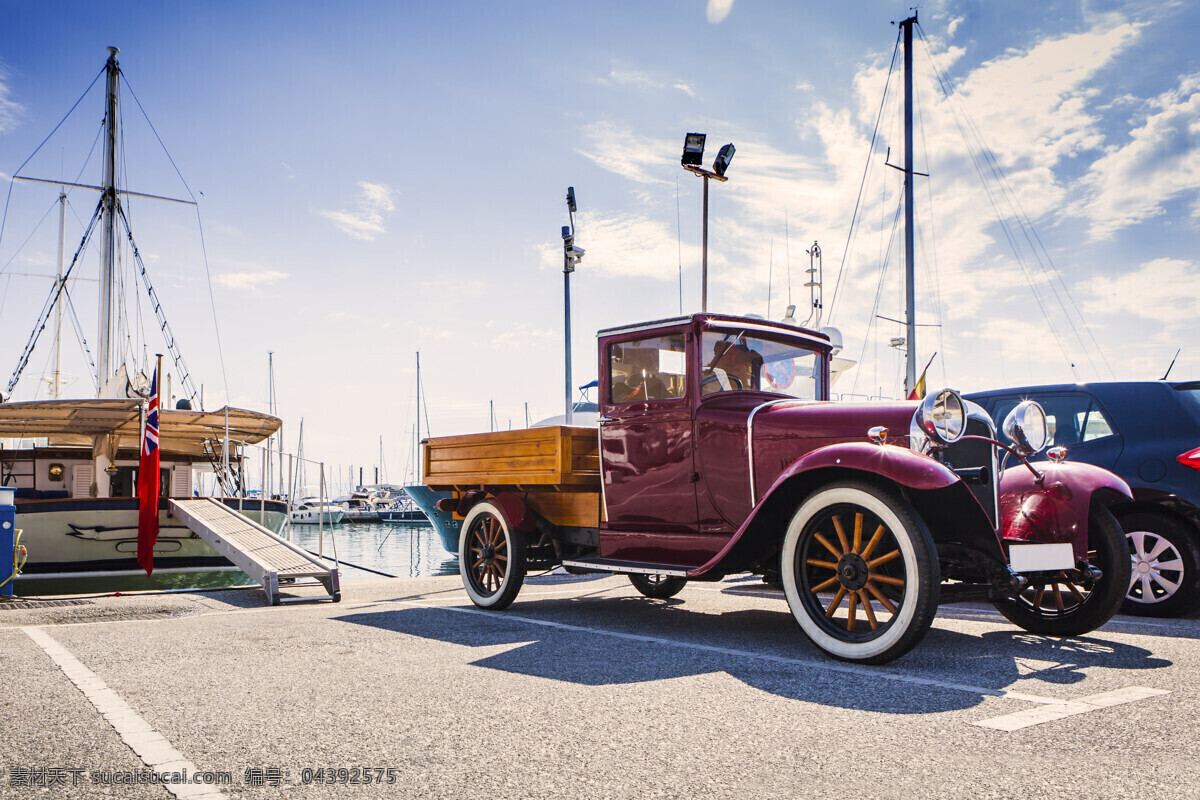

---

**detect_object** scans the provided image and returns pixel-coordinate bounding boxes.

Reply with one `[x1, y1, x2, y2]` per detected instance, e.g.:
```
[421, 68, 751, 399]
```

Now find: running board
[170, 498, 341, 605]
[560, 557, 688, 578]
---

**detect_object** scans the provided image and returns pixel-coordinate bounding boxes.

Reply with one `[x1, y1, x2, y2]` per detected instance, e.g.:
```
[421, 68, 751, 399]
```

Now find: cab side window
[608, 334, 687, 403]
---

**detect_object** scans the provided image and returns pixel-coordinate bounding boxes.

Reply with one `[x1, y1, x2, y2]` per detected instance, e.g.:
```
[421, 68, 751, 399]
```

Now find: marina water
[16, 520, 457, 598]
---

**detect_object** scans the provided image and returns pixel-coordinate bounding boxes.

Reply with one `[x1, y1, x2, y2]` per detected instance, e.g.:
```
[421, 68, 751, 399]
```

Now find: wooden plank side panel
[432, 453, 559, 476]
[424, 426, 601, 488]
[526, 490, 601, 528]
[429, 439, 555, 463]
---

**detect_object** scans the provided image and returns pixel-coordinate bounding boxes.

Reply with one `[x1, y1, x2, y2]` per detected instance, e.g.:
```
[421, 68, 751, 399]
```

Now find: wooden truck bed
[422, 426, 601, 528]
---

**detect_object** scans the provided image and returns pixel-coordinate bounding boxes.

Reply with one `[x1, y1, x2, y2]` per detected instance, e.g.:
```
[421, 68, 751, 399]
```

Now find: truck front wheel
[460, 501, 526, 610]
[993, 501, 1130, 635]
[781, 482, 940, 665]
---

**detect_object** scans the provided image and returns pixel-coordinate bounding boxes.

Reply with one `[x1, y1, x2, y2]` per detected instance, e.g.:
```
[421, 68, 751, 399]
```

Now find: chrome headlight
[914, 387, 966, 445]
[1002, 400, 1048, 454]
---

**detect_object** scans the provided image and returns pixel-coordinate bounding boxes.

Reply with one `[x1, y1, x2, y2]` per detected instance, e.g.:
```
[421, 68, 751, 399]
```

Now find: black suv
[967, 381, 1200, 617]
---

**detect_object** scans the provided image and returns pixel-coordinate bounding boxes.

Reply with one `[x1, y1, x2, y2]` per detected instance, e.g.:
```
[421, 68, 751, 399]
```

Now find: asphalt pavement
[3, 573, 1198, 799]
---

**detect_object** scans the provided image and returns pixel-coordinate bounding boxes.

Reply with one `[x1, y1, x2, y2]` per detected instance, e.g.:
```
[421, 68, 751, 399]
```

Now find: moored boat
[1, 49, 283, 588]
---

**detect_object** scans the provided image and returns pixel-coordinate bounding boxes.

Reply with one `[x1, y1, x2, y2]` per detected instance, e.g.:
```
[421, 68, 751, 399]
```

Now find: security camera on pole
[681, 133, 735, 312]
[562, 187, 585, 424]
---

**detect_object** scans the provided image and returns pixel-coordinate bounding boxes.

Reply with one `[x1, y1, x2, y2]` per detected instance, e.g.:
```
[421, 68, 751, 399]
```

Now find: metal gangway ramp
[169, 498, 341, 605]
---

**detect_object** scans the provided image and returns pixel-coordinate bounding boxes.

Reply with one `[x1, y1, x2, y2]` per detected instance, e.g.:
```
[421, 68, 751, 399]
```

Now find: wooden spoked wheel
[782, 483, 939, 664]
[994, 502, 1130, 635]
[459, 501, 526, 610]
[804, 510, 905, 632]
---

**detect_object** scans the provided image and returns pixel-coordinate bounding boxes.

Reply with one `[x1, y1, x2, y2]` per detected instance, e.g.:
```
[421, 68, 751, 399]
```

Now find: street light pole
[564, 248, 573, 425]
[681, 134, 734, 314]
[701, 174, 709, 312]
[562, 187, 583, 425]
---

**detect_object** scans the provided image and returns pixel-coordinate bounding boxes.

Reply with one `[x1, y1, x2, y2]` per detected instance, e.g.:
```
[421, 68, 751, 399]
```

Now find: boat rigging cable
[5, 203, 104, 393]
[0, 67, 105, 251]
[913, 23, 1112, 379]
[829, 22, 1112, 384]
[849, 195, 905, 398]
[119, 74, 215, 403]
[826, 36, 901, 326]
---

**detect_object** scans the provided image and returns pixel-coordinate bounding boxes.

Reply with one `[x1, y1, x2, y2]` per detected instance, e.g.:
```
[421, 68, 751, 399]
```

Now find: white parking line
[399, 600, 1171, 729]
[973, 686, 1171, 731]
[22, 626, 228, 800]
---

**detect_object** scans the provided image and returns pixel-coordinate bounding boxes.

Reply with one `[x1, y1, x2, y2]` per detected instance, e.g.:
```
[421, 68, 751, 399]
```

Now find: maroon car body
[450, 313, 1132, 664]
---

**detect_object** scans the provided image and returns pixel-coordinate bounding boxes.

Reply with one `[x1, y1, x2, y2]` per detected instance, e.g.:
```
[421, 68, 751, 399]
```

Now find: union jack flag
[143, 386, 159, 455]
[137, 366, 161, 575]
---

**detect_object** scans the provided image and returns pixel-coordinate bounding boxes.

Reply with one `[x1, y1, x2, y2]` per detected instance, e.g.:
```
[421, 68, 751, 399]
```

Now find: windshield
[701, 330, 823, 400]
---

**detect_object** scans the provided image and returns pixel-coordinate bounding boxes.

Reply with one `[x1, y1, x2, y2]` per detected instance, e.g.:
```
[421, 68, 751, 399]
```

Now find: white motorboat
[289, 498, 345, 525]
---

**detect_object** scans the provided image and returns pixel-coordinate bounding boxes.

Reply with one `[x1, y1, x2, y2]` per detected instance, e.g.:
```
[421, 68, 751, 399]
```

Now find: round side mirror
[916, 388, 966, 445]
[1002, 400, 1049, 454]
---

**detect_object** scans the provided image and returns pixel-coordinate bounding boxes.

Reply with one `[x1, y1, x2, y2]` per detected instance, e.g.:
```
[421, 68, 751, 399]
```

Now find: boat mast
[900, 14, 918, 397]
[96, 46, 120, 393]
[415, 351, 421, 483]
[51, 189, 66, 399]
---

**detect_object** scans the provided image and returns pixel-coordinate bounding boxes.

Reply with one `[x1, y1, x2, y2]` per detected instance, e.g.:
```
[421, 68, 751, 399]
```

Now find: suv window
[991, 393, 1118, 448]
[1174, 382, 1200, 422]
[609, 334, 687, 403]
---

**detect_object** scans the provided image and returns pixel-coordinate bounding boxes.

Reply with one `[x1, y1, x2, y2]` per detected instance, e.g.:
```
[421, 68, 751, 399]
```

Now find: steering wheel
[701, 368, 743, 394]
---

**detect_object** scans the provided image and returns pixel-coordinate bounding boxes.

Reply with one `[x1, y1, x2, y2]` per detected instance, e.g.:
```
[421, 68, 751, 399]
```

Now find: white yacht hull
[14, 498, 287, 576]
[289, 507, 345, 525]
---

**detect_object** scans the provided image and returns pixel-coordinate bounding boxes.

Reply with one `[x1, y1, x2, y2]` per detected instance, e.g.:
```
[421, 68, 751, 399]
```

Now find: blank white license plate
[1008, 542, 1075, 572]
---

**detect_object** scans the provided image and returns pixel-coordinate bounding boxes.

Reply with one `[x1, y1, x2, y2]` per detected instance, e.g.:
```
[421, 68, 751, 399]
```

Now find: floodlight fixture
[682, 133, 706, 166]
[680, 132, 736, 312]
[713, 143, 736, 177]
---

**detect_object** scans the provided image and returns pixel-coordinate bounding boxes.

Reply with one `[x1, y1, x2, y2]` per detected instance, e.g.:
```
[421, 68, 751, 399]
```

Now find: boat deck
[169, 498, 340, 604]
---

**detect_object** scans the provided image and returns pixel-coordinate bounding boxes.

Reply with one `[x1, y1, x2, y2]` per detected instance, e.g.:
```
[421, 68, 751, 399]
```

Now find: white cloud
[960, 23, 1140, 165]
[601, 69, 696, 98]
[706, 0, 734, 24]
[575, 121, 674, 185]
[1079, 257, 1200, 325]
[214, 270, 288, 290]
[0, 70, 23, 133]
[539, 211, 697, 281]
[318, 181, 395, 241]
[1073, 74, 1200, 237]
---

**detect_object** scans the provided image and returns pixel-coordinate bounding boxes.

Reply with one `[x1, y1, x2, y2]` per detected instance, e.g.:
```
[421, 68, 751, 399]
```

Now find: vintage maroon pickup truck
[424, 313, 1133, 664]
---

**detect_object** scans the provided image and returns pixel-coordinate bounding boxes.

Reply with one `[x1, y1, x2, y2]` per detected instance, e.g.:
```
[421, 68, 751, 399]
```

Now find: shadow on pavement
[336, 599, 1172, 714]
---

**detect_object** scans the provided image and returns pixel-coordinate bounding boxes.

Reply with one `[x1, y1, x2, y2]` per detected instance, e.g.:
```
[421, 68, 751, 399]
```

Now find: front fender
[1000, 461, 1133, 560]
[759, 441, 961, 501]
[690, 442, 965, 578]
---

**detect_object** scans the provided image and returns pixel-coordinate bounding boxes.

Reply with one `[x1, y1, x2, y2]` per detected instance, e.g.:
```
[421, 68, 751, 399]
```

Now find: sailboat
[0, 49, 285, 585]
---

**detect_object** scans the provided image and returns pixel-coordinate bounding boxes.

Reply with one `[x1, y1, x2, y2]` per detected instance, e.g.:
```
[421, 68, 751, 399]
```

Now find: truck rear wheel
[460, 501, 526, 610]
[781, 482, 940, 665]
[993, 501, 1130, 635]
[629, 573, 687, 599]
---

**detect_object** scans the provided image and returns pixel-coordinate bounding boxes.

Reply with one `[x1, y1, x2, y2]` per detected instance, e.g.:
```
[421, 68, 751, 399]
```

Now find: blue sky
[2, 0, 1198, 488]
